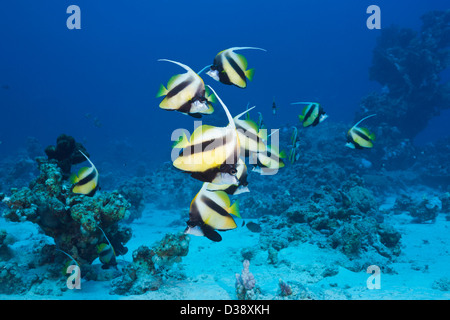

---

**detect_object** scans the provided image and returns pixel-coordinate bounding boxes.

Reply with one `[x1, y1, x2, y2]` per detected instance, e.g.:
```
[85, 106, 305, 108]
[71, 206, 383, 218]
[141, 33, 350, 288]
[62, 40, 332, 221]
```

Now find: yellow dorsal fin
[235, 53, 248, 69]
[77, 167, 90, 179]
[190, 125, 219, 144]
[167, 74, 182, 89]
[213, 190, 231, 208]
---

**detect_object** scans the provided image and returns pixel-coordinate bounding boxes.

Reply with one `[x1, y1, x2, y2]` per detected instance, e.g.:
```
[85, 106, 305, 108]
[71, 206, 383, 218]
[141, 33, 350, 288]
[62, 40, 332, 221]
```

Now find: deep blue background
[0, 0, 448, 165]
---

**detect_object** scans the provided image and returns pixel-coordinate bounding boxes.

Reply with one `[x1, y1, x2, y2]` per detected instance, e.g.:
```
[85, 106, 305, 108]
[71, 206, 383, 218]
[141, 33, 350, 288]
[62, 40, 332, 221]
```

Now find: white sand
[0, 195, 449, 300]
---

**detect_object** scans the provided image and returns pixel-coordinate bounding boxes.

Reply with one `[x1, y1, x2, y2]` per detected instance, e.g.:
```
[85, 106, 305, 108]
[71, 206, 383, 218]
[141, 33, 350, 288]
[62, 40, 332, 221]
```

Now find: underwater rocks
[359, 10, 450, 141]
[110, 232, 189, 295]
[254, 178, 401, 270]
[45, 134, 88, 179]
[118, 177, 145, 222]
[1, 157, 132, 268]
[432, 277, 450, 292]
[393, 193, 445, 223]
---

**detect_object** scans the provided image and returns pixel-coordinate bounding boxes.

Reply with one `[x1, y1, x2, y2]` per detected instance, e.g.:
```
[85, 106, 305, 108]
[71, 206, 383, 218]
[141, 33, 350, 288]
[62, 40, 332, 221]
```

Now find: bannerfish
[185, 184, 240, 242]
[56, 248, 79, 275]
[346, 114, 377, 149]
[257, 112, 265, 130]
[289, 126, 299, 164]
[172, 85, 240, 185]
[291, 102, 328, 127]
[70, 150, 99, 197]
[234, 106, 266, 157]
[157, 59, 216, 118]
[97, 226, 117, 269]
[206, 47, 266, 88]
[251, 144, 286, 175]
[206, 158, 249, 195]
[291, 126, 298, 146]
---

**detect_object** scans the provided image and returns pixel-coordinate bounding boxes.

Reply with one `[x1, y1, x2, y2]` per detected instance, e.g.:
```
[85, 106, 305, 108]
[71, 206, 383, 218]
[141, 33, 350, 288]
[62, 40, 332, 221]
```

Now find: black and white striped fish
[157, 59, 215, 118]
[185, 183, 240, 242]
[172, 86, 241, 185]
[70, 150, 99, 197]
[206, 47, 266, 88]
[97, 227, 116, 269]
[291, 102, 328, 127]
[346, 114, 377, 149]
[251, 144, 286, 175]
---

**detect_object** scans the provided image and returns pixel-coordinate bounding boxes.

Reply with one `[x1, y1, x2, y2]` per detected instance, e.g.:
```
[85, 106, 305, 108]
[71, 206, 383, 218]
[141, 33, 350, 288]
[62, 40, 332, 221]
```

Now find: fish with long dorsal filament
[206, 47, 266, 88]
[291, 102, 328, 127]
[172, 85, 241, 185]
[233, 105, 266, 157]
[96, 226, 117, 269]
[346, 114, 377, 149]
[185, 183, 241, 242]
[157, 59, 216, 118]
[70, 150, 99, 196]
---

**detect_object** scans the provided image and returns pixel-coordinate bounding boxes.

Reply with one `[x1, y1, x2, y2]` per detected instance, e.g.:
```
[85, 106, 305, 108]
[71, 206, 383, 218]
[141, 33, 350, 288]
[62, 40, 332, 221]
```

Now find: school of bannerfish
[155, 46, 378, 242]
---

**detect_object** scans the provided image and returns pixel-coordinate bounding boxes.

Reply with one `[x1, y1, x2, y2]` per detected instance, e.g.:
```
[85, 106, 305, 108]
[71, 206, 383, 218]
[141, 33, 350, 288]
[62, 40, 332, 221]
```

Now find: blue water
[1, 0, 450, 302]
[1, 0, 448, 165]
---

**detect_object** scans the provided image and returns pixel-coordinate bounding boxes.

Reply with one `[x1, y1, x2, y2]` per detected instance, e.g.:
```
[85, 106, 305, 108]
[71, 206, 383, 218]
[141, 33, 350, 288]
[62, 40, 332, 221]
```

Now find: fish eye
[229, 168, 237, 175]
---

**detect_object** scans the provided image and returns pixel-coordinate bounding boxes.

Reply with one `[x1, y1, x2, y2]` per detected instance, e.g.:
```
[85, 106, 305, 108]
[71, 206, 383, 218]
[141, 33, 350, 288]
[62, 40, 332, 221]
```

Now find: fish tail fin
[205, 86, 217, 104]
[279, 150, 287, 159]
[370, 133, 376, 141]
[229, 201, 241, 218]
[245, 68, 255, 81]
[299, 114, 304, 121]
[156, 84, 168, 98]
[69, 173, 79, 184]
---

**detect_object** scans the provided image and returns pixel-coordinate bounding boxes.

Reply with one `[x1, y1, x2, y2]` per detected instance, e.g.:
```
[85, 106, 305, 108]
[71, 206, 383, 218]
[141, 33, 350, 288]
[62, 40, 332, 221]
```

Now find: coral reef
[235, 259, 258, 300]
[359, 10, 450, 141]
[110, 232, 189, 295]
[251, 173, 401, 272]
[393, 193, 443, 223]
[432, 277, 450, 291]
[44, 134, 89, 179]
[277, 279, 293, 297]
[117, 177, 145, 222]
[1, 156, 132, 268]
